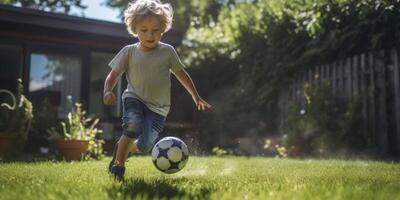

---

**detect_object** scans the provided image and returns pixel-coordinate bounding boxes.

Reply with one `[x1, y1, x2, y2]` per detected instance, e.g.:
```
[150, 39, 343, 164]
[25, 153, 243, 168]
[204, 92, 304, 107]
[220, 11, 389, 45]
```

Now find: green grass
[0, 156, 399, 200]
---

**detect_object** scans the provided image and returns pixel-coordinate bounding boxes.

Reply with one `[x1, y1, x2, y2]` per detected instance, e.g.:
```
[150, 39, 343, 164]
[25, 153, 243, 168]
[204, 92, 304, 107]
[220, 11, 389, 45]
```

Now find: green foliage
[0, 79, 33, 154]
[263, 139, 288, 158]
[281, 81, 366, 157]
[49, 102, 101, 141]
[86, 139, 105, 160]
[105, 0, 400, 153]
[0, 0, 87, 14]
[211, 146, 227, 156]
[183, 0, 400, 140]
[105, 0, 225, 30]
[48, 98, 104, 160]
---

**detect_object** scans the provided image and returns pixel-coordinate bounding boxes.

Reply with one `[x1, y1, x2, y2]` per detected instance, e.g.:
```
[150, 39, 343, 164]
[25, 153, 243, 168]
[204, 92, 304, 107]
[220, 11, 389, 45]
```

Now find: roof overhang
[0, 4, 182, 46]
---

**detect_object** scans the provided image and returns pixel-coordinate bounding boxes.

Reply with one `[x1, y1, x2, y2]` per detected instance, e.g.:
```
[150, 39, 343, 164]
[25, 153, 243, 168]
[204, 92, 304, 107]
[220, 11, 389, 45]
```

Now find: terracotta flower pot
[56, 139, 89, 161]
[0, 134, 16, 156]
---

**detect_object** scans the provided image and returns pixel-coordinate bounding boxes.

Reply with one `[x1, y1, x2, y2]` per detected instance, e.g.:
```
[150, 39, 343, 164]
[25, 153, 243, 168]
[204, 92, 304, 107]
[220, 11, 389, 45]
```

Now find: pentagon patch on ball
[151, 136, 189, 174]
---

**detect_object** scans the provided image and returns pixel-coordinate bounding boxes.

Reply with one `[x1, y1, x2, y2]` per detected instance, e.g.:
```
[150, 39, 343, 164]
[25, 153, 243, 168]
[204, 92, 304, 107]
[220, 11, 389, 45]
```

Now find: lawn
[0, 156, 399, 200]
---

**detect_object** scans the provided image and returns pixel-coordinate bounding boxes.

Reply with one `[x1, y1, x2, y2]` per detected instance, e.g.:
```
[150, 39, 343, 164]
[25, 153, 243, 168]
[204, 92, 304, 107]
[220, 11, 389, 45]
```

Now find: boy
[103, 0, 211, 181]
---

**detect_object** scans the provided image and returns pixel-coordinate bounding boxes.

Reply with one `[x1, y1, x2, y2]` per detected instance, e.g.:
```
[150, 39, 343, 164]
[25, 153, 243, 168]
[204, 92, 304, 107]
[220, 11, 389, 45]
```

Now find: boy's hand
[193, 96, 212, 111]
[104, 91, 117, 105]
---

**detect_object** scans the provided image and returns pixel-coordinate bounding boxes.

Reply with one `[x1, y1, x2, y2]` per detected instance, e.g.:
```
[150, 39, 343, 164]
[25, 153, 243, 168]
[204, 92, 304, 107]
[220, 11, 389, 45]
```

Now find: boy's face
[136, 16, 163, 51]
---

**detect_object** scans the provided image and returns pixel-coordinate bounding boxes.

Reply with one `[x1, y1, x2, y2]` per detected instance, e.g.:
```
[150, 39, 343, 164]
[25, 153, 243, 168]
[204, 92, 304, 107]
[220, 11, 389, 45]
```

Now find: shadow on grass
[107, 177, 212, 199]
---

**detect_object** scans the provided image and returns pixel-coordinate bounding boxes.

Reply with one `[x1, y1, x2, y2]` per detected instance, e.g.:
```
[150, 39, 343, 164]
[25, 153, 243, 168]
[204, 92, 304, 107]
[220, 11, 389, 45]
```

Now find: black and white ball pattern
[151, 137, 189, 174]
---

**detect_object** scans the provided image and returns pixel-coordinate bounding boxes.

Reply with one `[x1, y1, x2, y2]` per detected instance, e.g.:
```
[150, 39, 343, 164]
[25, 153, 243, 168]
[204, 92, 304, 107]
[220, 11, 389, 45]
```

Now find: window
[89, 52, 121, 118]
[29, 52, 82, 117]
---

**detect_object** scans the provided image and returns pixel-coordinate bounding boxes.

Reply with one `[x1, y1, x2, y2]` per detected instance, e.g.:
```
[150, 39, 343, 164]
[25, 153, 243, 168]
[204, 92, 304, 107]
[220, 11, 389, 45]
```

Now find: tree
[0, 0, 87, 14]
[182, 0, 400, 152]
[104, 0, 225, 30]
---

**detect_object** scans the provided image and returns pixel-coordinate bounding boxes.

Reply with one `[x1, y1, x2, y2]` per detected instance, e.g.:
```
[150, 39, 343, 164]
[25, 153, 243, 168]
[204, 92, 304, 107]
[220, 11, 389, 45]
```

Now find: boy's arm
[173, 69, 212, 111]
[103, 69, 122, 105]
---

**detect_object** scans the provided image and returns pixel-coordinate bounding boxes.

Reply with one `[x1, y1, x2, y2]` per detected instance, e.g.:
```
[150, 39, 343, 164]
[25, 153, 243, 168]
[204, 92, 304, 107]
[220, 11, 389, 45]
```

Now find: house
[0, 4, 194, 151]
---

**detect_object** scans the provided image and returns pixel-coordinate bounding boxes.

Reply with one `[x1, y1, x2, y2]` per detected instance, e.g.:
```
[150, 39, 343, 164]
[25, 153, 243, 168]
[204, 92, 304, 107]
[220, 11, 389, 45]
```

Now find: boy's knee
[123, 121, 141, 138]
[126, 121, 140, 133]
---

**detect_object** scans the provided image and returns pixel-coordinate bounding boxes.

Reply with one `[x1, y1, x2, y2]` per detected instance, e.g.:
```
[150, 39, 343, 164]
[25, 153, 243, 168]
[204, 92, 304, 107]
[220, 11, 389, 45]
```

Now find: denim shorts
[122, 97, 166, 153]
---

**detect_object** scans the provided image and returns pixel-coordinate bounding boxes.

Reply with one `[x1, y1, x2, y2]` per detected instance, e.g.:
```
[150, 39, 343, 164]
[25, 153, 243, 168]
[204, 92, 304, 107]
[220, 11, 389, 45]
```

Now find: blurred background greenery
[1, 0, 399, 158]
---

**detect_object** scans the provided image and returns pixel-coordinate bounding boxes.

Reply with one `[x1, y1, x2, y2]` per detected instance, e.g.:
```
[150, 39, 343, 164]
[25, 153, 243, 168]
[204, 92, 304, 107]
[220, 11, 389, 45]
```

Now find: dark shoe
[110, 165, 125, 181]
[108, 142, 119, 173]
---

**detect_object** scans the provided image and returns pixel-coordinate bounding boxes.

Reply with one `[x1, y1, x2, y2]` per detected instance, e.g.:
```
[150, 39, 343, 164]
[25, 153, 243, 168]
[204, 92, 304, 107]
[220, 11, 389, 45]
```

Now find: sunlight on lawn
[0, 156, 399, 200]
[177, 165, 208, 177]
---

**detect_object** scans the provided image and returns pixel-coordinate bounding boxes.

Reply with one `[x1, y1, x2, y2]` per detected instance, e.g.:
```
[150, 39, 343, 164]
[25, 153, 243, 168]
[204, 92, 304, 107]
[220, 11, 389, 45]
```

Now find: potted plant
[0, 79, 33, 158]
[48, 97, 103, 160]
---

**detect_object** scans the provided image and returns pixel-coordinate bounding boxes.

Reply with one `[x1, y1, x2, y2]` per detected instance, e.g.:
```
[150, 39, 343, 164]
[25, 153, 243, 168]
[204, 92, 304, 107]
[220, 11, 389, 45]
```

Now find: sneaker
[110, 165, 125, 181]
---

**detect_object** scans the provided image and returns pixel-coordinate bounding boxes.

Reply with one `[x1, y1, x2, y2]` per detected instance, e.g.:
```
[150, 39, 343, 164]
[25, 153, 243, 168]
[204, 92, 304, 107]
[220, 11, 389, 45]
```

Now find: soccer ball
[151, 136, 189, 174]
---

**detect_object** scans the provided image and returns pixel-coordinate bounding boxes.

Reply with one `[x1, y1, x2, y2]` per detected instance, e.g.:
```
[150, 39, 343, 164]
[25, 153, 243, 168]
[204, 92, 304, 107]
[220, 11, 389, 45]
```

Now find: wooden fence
[279, 48, 400, 156]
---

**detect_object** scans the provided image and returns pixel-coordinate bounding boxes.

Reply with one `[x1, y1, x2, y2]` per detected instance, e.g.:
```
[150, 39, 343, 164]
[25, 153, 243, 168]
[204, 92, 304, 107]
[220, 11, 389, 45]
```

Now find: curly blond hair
[124, 0, 173, 37]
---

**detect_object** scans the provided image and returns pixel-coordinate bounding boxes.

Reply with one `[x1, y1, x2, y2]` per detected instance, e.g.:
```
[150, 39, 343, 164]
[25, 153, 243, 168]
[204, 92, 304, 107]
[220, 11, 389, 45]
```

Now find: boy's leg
[135, 107, 166, 154]
[110, 98, 144, 181]
[108, 137, 140, 172]
[108, 140, 119, 172]
[114, 135, 132, 167]
[110, 138, 142, 181]
[128, 139, 141, 153]
[109, 135, 131, 181]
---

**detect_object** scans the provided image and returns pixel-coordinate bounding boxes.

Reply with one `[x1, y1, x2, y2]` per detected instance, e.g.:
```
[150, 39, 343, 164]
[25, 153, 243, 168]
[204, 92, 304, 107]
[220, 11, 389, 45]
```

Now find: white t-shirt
[109, 42, 185, 116]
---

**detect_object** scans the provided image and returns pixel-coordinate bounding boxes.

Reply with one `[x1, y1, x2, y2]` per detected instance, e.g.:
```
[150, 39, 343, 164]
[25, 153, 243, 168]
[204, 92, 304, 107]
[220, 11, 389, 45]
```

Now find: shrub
[182, 0, 400, 151]
[0, 79, 33, 156]
[280, 81, 365, 157]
